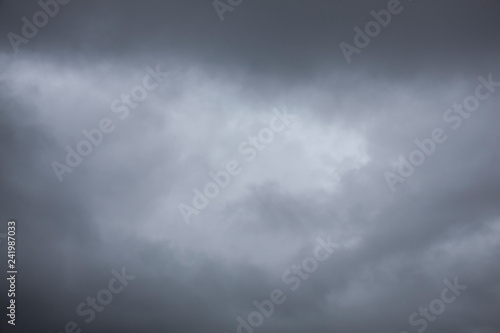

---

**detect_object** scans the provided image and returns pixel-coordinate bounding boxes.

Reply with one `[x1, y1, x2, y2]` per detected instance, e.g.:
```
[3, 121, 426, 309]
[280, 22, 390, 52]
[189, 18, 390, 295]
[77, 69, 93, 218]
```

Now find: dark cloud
[0, 1, 499, 332]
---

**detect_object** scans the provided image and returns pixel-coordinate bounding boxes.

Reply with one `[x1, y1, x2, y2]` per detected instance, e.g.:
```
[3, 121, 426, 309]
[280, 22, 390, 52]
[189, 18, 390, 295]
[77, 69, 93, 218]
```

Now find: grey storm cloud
[0, 0, 499, 332]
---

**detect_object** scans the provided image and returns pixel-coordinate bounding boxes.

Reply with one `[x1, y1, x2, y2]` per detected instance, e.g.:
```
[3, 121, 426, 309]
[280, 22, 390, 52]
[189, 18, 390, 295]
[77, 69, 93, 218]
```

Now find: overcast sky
[1, 1, 500, 332]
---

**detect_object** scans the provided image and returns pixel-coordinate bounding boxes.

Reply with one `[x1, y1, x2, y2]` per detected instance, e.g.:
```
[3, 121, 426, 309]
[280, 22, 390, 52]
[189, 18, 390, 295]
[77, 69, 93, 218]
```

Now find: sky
[0, 0, 499, 332]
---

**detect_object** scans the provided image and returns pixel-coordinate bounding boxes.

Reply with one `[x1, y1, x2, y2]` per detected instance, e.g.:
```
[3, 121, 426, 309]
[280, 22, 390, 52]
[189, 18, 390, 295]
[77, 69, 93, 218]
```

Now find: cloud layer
[0, 1, 499, 332]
